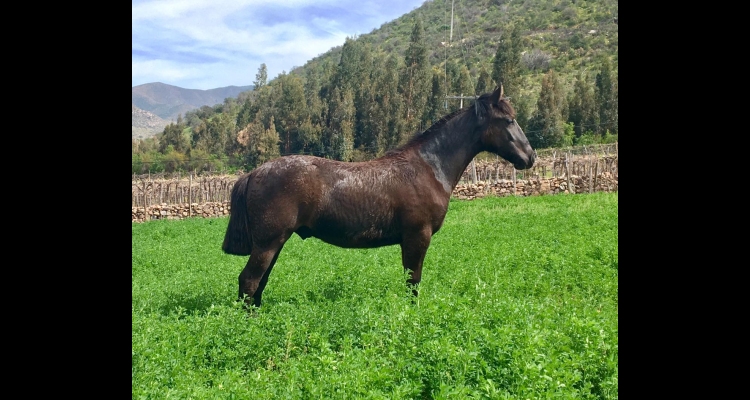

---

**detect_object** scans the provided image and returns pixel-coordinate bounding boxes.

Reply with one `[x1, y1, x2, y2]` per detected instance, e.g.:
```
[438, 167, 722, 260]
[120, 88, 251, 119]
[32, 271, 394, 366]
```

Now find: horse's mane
[386, 93, 516, 156]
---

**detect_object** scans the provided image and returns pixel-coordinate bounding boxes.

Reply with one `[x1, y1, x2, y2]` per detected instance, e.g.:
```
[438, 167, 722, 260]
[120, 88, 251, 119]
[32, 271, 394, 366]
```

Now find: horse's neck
[417, 114, 482, 194]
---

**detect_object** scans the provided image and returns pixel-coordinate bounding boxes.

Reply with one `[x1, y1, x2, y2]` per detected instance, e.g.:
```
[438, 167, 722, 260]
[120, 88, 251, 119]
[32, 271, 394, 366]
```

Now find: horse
[222, 85, 536, 308]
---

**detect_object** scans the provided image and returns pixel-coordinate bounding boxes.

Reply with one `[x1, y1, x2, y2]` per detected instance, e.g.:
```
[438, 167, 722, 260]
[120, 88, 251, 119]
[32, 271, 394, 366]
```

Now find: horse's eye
[506, 118, 514, 124]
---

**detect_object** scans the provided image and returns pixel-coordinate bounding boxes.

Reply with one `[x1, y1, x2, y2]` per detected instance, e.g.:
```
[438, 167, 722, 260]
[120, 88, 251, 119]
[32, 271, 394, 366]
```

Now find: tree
[527, 69, 567, 149]
[256, 115, 280, 164]
[475, 66, 494, 95]
[595, 58, 618, 136]
[453, 64, 474, 104]
[424, 68, 446, 126]
[158, 121, 188, 154]
[253, 63, 268, 89]
[568, 71, 598, 137]
[275, 73, 308, 154]
[333, 37, 376, 153]
[492, 23, 523, 98]
[162, 146, 187, 172]
[400, 18, 432, 136]
[204, 112, 236, 156]
[372, 53, 404, 154]
[325, 86, 355, 160]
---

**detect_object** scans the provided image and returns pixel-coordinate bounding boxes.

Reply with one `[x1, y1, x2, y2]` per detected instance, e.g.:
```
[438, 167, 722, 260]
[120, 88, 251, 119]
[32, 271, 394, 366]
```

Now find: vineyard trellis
[459, 142, 618, 185]
[131, 171, 245, 208]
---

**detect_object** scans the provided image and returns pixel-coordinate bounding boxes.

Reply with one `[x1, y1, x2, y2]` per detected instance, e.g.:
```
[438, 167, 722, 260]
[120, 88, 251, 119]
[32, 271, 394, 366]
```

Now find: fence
[460, 143, 618, 184]
[132, 143, 618, 220]
[132, 171, 245, 208]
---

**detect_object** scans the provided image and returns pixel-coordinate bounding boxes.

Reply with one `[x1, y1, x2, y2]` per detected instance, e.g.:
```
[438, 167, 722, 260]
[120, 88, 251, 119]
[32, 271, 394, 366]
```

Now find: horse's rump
[222, 173, 253, 255]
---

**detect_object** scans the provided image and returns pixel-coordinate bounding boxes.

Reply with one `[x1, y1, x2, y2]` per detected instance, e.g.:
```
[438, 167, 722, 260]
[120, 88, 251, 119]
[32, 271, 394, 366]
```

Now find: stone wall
[132, 202, 230, 223]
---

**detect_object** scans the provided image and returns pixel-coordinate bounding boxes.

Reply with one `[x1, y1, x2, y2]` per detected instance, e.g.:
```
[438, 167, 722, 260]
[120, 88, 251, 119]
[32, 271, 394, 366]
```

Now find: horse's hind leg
[252, 250, 281, 307]
[238, 241, 285, 308]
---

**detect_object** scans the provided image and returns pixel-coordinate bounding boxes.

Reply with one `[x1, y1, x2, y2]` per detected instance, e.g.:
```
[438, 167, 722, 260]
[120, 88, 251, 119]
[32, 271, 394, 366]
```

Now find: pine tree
[475, 66, 494, 95]
[527, 70, 567, 149]
[257, 115, 280, 164]
[492, 23, 523, 98]
[400, 18, 432, 136]
[568, 72, 598, 137]
[595, 58, 617, 136]
[424, 69, 446, 126]
[253, 63, 268, 89]
[276, 73, 308, 154]
[325, 86, 355, 161]
[372, 53, 404, 154]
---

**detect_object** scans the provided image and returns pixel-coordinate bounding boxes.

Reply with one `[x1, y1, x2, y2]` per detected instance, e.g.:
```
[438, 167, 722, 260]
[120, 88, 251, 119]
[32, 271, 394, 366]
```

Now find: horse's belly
[307, 218, 400, 249]
[314, 232, 400, 248]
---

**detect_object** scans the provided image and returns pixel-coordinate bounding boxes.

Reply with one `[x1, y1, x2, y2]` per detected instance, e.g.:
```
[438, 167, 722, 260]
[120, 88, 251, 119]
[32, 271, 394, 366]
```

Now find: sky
[132, 0, 426, 90]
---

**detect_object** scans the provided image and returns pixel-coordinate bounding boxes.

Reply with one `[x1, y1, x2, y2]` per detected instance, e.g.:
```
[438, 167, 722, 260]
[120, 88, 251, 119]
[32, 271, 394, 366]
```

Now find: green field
[132, 193, 618, 399]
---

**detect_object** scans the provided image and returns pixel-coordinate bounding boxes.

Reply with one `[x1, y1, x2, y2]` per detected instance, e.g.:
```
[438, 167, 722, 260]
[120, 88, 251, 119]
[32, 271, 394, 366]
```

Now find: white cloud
[133, 0, 424, 89]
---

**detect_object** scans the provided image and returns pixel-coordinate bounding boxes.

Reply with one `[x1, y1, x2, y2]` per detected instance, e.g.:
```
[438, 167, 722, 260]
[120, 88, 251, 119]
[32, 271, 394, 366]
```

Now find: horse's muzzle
[515, 150, 536, 170]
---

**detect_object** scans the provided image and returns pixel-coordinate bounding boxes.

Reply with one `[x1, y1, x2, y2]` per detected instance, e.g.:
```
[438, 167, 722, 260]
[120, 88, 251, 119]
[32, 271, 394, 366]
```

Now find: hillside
[132, 82, 254, 124]
[132, 0, 618, 174]
[294, 0, 617, 98]
[132, 105, 170, 139]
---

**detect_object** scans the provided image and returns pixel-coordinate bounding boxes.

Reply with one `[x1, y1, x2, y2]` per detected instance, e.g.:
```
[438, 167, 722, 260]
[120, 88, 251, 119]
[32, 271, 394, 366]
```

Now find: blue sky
[132, 0, 426, 90]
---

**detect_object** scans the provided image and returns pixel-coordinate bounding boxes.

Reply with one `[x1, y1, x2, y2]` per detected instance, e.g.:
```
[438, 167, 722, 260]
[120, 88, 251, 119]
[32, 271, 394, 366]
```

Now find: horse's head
[476, 85, 536, 170]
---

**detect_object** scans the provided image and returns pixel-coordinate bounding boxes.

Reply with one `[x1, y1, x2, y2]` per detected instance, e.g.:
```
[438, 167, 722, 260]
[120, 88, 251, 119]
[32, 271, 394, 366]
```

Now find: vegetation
[132, 0, 618, 174]
[133, 192, 618, 398]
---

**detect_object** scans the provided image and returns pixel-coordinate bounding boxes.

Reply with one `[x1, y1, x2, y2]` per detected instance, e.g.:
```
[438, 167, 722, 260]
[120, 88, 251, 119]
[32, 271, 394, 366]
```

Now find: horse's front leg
[400, 226, 432, 297]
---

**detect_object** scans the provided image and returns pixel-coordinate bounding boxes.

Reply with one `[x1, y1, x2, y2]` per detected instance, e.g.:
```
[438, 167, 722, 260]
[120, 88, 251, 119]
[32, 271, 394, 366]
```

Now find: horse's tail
[222, 174, 253, 255]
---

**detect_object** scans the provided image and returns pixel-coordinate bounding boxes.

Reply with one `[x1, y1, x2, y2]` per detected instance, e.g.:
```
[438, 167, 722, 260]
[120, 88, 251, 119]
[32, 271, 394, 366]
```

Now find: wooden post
[593, 162, 598, 192]
[565, 152, 572, 194]
[589, 160, 593, 194]
[512, 167, 517, 195]
[189, 172, 193, 218]
[552, 151, 556, 177]
[471, 159, 477, 184]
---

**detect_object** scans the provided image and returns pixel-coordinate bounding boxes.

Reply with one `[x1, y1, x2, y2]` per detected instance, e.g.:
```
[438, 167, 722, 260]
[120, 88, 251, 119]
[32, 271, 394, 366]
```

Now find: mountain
[293, 0, 617, 99]
[132, 82, 254, 138]
[132, 105, 169, 139]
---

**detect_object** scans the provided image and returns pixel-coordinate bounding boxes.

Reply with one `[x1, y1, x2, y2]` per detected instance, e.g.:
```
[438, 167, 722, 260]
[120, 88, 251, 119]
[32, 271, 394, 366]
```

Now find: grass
[133, 192, 618, 399]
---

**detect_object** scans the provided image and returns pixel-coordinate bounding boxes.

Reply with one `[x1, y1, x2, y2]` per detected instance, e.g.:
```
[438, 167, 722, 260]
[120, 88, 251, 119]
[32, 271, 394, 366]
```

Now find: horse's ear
[490, 85, 503, 103]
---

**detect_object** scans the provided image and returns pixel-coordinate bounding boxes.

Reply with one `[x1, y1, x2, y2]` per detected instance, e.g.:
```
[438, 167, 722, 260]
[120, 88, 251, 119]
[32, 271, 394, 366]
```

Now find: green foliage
[159, 121, 188, 154]
[253, 63, 268, 89]
[133, 193, 618, 398]
[492, 23, 523, 98]
[568, 71, 599, 137]
[162, 146, 188, 172]
[325, 86, 355, 160]
[400, 18, 432, 135]
[474, 66, 494, 95]
[258, 116, 281, 163]
[425, 70, 447, 126]
[575, 130, 618, 146]
[562, 121, 575, 147]
[132, 0, 618, 171]
[595, 58, 618, 136]
[132, 151, 165, 174]
[275, 73, 309, 154]
[527, 69, 567, 149]
[187, 148, 224, 173]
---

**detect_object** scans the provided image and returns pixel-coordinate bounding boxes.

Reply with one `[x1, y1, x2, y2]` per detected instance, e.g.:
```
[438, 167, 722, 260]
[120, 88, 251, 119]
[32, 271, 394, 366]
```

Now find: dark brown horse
[223, 85, 536, 307]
